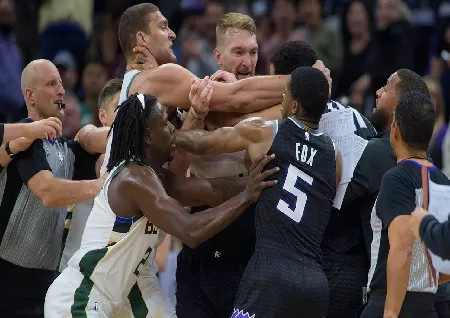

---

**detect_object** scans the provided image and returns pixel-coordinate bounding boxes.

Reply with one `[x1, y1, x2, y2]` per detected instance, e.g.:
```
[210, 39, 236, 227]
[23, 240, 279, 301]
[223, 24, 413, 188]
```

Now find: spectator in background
[96, 14, 125, 78]
[61, 92, 81, 140]
[38, 0, 93, 69]
[352, 0, 414, 112]
[80, 60, 108, 127]
[334, 0, 375, 113]
[0, 0, 24, 122]
[181, 1, 223, 78]
[53, 50, 79, 95]
[427, 76, 447, 171]
[260, 0, 304, 73]
[297, 0, 343, 76]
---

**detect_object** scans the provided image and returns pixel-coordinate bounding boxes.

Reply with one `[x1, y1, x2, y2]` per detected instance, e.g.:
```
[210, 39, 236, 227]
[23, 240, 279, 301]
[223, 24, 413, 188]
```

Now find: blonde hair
[216, 13, 256, 49]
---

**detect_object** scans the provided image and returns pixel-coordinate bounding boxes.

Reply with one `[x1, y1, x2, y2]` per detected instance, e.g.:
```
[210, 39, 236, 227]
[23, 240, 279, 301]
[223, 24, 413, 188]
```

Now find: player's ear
[214, 48, 222, 67]
[291, 101, 298, 116]
[146, 127, 152, 146]
[136, 31, 148, 48]
[98, 109, 107, 126]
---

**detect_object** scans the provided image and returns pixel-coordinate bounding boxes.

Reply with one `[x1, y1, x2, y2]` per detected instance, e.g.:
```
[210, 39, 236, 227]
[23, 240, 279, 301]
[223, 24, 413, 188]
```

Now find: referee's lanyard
[25, 117, 56, 145]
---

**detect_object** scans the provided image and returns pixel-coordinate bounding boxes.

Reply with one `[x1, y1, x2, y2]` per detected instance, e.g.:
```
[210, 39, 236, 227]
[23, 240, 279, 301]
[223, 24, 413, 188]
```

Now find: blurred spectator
[38, 0, 93, 68]
[53, 50, 79, 94]
[62, 92, 82, 140]
[297, 0, 343, 76]
[94, 14, 125, 78]
[80, 60, 108, 127]
[181, 1, 224, 77]
[0, 0, 24, 122]
[351, 0, 414, 116]
[260, 0, 304, 73]
[426, 76, 447, 171]
[334, 0, 375, 112]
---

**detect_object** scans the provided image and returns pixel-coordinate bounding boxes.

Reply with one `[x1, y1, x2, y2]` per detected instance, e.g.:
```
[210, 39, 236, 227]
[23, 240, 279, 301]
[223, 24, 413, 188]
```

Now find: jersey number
[276, 164, 313, 223]
[145, 221, 159, 235]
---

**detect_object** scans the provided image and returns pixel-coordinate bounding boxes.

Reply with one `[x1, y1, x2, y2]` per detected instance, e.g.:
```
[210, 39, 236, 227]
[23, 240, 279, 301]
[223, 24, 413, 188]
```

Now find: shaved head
[21, 59, 55, 95]
[21, 59, 66, 121]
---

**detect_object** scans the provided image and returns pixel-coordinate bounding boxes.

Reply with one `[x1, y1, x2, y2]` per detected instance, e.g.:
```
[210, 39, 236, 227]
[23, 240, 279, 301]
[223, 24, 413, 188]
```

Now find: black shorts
[361, 290, 437, 318]
[233, 246, 329, 318]
[176, 247, 250, 318]
[322, 247, 369, 318]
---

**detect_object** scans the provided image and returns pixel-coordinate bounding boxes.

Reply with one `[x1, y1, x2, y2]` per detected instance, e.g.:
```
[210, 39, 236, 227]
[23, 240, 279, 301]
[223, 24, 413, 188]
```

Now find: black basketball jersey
[255, 117, 337, 261]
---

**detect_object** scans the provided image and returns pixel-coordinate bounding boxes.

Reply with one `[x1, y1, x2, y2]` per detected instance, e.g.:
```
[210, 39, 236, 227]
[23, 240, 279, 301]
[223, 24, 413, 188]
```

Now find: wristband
[190, 107, 206, 120]
[5, 142, 15, 159]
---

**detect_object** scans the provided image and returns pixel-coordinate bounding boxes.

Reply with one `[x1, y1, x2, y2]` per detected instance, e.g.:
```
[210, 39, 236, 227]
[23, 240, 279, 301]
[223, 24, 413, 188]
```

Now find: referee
[326, 69, 430, 317]
[362, 92, 449, 318]
[0, 60, 106, 317]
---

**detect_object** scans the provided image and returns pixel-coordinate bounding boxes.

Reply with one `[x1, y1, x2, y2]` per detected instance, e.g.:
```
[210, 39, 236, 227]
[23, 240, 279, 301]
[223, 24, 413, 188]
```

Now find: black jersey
[255, 117, 337, 261]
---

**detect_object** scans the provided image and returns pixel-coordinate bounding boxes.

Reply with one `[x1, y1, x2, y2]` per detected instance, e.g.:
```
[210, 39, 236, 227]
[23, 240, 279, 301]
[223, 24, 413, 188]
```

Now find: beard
[370, 107, 390, 132]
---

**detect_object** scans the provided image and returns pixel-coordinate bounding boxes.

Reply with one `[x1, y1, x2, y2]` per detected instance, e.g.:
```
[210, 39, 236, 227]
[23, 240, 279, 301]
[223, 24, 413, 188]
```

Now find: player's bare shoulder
[235, 117, 274, 143]
[116, 164, 162, 195]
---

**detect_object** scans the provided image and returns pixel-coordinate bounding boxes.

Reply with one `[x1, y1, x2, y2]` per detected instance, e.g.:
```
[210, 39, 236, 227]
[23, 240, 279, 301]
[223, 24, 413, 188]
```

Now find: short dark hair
[107, 94, 161, 171]
[118, 4, 159, 57]
[394, 92, 435, 152]
[269, 41, 317, 75]
[289, 67, 329, 124]
[98, 78, 123, 110]
[396, 69, 430, 99]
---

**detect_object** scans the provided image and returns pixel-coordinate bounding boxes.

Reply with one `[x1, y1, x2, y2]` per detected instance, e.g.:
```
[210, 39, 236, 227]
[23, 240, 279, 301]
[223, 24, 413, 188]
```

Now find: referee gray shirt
[0, 133, 98, 271]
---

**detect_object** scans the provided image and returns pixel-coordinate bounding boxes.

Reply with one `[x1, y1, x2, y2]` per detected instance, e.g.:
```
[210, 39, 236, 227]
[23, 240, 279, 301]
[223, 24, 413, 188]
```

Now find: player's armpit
[385, 215, 415, 316]
[175, 117, 270, 155]
[159, 169, 245, 207]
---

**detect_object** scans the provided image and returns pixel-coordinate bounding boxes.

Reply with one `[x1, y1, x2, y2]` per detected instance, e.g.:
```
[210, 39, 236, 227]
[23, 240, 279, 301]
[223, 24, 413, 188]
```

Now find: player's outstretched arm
[135, 64, 286, 113]
[127, 155, 278, 248]
[74, 125, 110, 154]
[175, 117, 271, 155]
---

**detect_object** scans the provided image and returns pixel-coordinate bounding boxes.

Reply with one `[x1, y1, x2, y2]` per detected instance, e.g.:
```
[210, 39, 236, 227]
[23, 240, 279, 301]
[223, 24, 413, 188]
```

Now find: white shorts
[45, 266, 177, 318]
[118, 262, 177, 318]
[45, 267, 118, 317]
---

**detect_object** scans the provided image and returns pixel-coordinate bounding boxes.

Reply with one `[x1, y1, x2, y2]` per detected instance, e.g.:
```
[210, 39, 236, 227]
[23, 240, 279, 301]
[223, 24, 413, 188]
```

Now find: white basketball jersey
[68, 160, 166, 306]
[100, 70, 141, 176]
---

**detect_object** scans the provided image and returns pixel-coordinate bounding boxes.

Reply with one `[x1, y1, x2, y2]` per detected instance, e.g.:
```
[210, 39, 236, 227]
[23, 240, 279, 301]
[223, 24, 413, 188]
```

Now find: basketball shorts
[232, 246, 329, 318]
[176, 247, 249, 318]
[45, 266, 177, 318]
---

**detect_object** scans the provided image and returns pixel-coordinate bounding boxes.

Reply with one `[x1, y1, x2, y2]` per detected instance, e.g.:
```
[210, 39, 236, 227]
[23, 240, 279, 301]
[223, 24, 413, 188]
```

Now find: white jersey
[100, 70, 141, 176]
[68, 160, 166, 306]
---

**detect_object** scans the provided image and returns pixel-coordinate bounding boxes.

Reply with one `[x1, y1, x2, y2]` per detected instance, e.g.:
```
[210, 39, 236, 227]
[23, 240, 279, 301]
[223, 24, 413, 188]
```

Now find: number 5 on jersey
[277, 164, 313, 223]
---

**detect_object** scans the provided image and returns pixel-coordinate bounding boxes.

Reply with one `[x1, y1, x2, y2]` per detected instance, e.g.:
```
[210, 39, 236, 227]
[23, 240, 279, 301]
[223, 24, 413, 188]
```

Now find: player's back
[68, 160, 166, 305]
[255, 117, 337, 261]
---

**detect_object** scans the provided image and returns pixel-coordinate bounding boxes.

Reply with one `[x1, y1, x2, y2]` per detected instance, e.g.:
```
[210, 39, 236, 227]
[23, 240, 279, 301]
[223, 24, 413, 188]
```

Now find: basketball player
[98, 3, 297, 176]
[176, 13, 261, 318]
[178, 67, 340, 317]
[59, 79, 123, 272]
[44, 93, 278, 317]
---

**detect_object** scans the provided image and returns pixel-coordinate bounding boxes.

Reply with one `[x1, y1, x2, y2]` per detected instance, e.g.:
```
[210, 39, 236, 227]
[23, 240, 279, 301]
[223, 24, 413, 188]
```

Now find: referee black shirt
[368, 160, 450, 293]
[0, 118, 98, 280]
